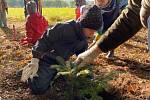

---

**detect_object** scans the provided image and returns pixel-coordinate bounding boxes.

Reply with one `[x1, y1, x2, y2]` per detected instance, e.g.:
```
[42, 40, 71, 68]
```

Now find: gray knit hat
[26, 1, 37, 14]
[80, 5, 102, 30]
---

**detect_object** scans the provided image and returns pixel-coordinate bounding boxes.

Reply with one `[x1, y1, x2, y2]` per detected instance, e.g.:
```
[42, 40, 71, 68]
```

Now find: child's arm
[74, 41, 88, 56]
[32, 29, 53, 58]
[32, 23, 62, 59]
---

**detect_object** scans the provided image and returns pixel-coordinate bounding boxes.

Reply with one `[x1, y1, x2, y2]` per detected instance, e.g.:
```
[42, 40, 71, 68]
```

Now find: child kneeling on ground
[21, 5, 102, 95]
[20, 1, 48, 45]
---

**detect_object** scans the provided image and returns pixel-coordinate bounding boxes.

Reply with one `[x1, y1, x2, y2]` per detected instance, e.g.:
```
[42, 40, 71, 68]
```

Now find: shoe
[140, 65, 150, 71]
[106, 50, 115, 60]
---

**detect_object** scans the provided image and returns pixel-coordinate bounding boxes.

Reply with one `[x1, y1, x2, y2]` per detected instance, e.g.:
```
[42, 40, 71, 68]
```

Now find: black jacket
[32, 20, 88, 63]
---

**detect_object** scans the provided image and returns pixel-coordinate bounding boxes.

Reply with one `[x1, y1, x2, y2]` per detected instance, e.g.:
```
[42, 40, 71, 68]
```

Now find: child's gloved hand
[20, 37, 33, 46]
[75, 45, 101, 68]
[140, 0, 150, 28]
[21, 58, 39, 82]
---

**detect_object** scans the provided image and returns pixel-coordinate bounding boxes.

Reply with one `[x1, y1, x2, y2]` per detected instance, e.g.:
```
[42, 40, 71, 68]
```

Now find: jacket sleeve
[32, 24, 63, 58]
[140, 0, 150, 27]
[97, 0, 142, 52]
[142, 0, 150, 8]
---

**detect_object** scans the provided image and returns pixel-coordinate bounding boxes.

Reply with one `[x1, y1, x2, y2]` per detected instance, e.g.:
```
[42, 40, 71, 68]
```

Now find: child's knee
[28, 66, 57, 95]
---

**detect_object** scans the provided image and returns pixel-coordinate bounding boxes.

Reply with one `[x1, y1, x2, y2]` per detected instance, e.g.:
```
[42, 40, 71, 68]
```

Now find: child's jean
[147, 16, 150, 51]
[28, 55, 58, 95]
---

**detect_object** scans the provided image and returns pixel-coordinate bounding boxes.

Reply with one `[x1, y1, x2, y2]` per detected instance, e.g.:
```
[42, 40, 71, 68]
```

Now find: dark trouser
[0, 11, 7, 27]
[28, 57, 57, 95]
[97, 7, 142, 52]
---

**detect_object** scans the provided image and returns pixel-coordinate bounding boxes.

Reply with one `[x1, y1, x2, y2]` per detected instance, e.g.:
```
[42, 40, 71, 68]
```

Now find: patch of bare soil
[0, 20, 150, 100]
[93, 28, 150, 100]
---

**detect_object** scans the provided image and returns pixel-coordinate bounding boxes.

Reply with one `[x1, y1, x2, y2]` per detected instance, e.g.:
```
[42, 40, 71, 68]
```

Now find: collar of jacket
[100, 0, 118, 13]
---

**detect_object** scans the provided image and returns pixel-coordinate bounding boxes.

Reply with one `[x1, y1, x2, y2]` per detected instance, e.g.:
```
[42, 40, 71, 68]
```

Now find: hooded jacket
[32, 20, 88, 64]
[24, 12, 48, 44]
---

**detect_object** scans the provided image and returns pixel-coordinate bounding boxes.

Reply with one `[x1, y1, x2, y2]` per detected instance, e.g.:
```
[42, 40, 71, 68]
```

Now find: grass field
[8, 8, 75, 24]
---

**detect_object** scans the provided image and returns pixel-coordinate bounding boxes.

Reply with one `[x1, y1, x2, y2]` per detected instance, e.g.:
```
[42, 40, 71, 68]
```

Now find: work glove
[21, 58, 39, 82]
[75, 45, 101, 68]
[140, 0, 150, 28]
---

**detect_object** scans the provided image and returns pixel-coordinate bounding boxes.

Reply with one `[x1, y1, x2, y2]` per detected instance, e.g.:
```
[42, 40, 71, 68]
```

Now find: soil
[0, 20, 150, 100]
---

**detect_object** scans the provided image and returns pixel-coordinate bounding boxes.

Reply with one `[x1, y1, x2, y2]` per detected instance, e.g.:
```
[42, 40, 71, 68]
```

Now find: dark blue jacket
[98, 0, 128, 34]
[32, 20, 88, 64]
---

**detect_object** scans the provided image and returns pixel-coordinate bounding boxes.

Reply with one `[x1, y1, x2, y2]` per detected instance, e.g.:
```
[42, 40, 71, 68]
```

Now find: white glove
[21, 58, 39, 82]
[75, 45, 101, 68]
[140, 0, 150, 28]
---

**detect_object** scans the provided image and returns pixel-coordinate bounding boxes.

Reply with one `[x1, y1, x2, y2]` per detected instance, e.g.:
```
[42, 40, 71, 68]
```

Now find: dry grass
[8, 8, 75, 24]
